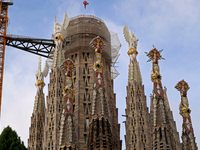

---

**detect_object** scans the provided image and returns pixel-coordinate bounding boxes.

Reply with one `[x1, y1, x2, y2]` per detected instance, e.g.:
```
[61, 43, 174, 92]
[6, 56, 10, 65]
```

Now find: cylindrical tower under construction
[43, 15, 121, 150]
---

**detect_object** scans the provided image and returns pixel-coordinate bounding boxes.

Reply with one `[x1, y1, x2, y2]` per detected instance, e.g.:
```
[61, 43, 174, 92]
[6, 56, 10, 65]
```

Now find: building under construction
[27, 13, 198, 150]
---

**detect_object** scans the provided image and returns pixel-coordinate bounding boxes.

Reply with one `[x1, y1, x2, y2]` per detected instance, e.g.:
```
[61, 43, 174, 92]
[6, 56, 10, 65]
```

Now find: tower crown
[64, 15, 111, 61]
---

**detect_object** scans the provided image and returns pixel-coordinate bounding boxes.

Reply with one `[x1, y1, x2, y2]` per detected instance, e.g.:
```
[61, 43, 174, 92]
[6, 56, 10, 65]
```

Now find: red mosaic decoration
[90, 36, 105, 53]
[183, 117, 193, 132]
[154, 82, 163, 97]
[146, 47, 164, 62]
[63, 60, 74, 71]
[175, 80, 189, 93]
[96, 72, 104, 86]
[64, 97, 73, 113]
[93, 38, 104, 49]
[148, 48, 161, 60]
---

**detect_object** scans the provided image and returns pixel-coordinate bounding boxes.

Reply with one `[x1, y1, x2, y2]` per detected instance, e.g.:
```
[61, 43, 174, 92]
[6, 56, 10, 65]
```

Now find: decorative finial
[123, 24, 138, 56]
[175, 80, 191, 117]
[175, 80, 198, 150]
[175, 79, 190, 95]
[60, 59, 75, 98]
[145, 47, 164, 83]
[90, 36, 105, 73]
[145, 47, 165, 62]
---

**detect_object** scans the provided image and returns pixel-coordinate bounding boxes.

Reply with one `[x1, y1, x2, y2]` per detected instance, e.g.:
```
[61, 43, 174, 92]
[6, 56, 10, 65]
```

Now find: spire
[28, 56, 46, 149]
[87, 36, 113, 150]
[123, 25, 151, 150]
[146, 47, 180, 149]
[58, 59, 77, 149]
[175, 80, 198, 150]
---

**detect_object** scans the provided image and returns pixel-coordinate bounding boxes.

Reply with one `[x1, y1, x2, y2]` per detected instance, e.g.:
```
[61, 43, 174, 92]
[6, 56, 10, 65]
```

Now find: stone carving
[123, 24, 138, 50]
[53, 12, 69, 68]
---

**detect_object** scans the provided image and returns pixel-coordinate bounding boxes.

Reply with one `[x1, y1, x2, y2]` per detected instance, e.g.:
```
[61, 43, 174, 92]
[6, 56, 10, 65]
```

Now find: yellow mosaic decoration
[35, 80, 45, 87]
[93, 52, 103, 72]
[62, 87, 73, 98]
[127, 48, 138, 56]
[54, 33, 64, 42]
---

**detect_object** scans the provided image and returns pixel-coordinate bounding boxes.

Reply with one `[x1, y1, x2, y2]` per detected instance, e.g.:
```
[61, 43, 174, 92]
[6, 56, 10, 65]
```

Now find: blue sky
[1, 0, 200, 149]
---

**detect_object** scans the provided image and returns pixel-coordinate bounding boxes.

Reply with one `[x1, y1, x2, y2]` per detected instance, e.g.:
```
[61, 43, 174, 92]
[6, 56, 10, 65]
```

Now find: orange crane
[0, 0, 68, 117]
[0, 0, 13, 116]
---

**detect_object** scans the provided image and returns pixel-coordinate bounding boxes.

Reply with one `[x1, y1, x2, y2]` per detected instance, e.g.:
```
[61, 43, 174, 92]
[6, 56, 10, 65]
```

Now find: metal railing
[70, 15, 104, 23]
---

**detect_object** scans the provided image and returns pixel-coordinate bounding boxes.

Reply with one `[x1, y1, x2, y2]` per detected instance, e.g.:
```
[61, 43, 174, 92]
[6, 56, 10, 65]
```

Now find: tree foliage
[0, 126, 27, 150]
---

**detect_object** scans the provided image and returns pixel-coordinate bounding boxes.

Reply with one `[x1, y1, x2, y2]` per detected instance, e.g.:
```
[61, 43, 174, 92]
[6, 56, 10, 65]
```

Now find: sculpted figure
[54, 12, 69, 34]
[123, 24, 138, 50]
[35, 56, 49, 88]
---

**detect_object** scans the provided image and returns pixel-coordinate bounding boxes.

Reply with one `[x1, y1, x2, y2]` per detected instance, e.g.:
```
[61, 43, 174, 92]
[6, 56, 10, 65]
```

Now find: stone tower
[123, 25, 151, 150]
[175, 80, 198, 150]
[43, 13, 69, 150]
[28, 57, 48, 150]
[63, 15, 121, 150]
[40, 14, 121, 150]
[87, 36, 113, 150]
[146, 47, 181, 150]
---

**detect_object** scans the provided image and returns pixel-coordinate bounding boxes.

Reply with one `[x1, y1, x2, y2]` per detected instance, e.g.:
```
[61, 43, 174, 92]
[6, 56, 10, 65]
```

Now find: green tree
[0, 126, 27, 150]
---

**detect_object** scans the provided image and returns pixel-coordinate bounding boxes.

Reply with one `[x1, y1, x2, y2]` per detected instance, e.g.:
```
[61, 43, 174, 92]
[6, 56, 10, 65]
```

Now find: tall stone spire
[28, 56, 48, 150]
[123, 25, 151, 150]
[58, 59, 77, 149]
[175, 80, 198, 150]
[88, 36, 113, 150]
[43, 13, 69, 150]
[146, 47, 181, 150]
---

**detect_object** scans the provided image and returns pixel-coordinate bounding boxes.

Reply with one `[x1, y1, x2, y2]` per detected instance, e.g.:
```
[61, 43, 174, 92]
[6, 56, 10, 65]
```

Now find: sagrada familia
[28, 12, 198, 150]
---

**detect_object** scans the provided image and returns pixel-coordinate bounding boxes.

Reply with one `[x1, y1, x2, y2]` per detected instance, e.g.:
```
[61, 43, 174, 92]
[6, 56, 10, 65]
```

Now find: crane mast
[0, 0, 13, 116]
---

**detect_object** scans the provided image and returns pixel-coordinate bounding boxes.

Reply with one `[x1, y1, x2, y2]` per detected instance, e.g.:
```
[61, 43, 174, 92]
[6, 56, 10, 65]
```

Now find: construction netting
[110, 30, 121, 79]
